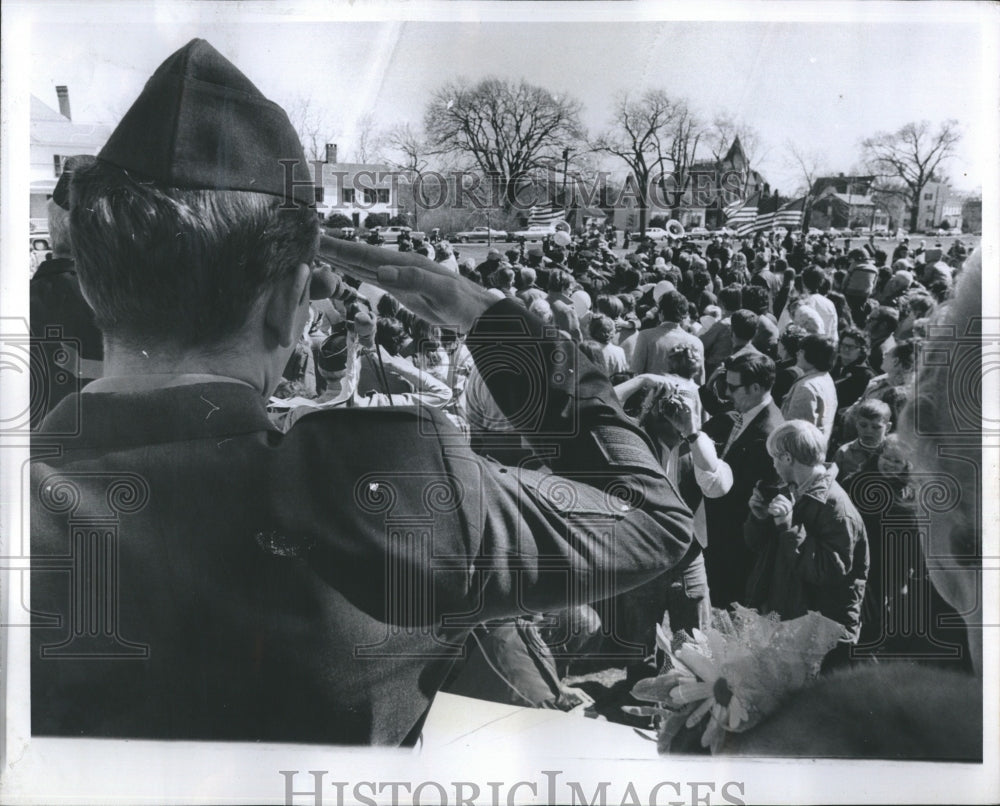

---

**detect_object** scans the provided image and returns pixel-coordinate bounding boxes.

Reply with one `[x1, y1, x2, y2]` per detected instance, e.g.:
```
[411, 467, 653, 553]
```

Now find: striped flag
[725, 192, 760, 235]
[751, 195, 782, 232]
[728, 195, 808, 235]
[771, 196, 807, 231]
[527, 203, 565, 227]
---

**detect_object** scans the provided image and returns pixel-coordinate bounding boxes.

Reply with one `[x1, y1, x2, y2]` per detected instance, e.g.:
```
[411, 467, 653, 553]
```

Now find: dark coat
[751, 268, 783, 302]
[744, 466, 869, 642]
[701, 401, 785, 609]
[832, 359, 876, 411]
[773, 359, 804, 407]
[699, 320, 734, 377]
[30, 300, 694, 745]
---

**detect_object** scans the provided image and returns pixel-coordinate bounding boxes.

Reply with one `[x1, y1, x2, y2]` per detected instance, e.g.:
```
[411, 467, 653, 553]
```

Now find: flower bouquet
[627, 606, 845, 754]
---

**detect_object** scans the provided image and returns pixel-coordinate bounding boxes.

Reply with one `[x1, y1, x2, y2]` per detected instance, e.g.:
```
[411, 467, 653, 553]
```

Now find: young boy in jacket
[744, 420, 869, 668]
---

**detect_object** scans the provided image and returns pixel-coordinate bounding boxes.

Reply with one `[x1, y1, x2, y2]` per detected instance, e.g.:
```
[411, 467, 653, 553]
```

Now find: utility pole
[562, 147, 570, 229]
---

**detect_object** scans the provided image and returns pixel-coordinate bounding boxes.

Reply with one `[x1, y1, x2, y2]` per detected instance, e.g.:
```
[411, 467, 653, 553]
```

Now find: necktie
[723, 413, 744, 456]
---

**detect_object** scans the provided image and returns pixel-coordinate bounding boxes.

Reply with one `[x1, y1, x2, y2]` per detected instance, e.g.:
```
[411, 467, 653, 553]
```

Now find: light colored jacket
[781, 369, 838, 436]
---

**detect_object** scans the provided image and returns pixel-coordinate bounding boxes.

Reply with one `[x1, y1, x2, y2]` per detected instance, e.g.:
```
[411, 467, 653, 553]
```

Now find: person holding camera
[629, 385, 731, 637]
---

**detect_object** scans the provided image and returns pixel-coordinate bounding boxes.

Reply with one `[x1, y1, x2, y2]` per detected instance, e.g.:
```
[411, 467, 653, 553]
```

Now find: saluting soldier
[31, 39, 694, 746]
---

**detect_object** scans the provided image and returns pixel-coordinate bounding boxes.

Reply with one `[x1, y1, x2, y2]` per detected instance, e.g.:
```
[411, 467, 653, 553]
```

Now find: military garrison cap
[98, 38, 315, 206]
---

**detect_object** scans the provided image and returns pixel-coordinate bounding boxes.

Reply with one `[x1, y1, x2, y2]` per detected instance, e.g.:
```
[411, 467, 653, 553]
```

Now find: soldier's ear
[264, 262, 311, 349]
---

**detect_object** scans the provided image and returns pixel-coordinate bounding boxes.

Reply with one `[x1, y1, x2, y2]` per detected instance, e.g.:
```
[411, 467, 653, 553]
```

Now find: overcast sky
[16, 1, 997, 196]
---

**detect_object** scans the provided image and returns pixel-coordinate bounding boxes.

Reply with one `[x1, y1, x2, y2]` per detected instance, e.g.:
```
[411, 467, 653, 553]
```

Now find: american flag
[527, 203, 565, 227]
[724, 192, 760, 235]
[726, 194, 807, 236]
[771, 196, 807, 231]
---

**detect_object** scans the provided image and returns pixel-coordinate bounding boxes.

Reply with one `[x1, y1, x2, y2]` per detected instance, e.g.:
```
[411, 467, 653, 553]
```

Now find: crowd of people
[271, 219, 978, 710]
[29, 38, 981, 759]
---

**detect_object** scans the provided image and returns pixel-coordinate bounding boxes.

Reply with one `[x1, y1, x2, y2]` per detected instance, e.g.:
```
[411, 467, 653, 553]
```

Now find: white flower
[637, 627, 751, 752]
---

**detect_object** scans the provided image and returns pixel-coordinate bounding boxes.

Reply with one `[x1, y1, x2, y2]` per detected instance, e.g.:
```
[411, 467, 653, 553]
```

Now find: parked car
[30, 230, 51, 274]
[643, 227, 669, 241]
[687, 226, 709, 238]
[454, 226, 508, 243]
[510, 224, 556, 241]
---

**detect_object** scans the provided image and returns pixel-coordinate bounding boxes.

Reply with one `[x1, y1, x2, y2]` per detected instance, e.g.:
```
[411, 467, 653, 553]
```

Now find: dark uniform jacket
[30, 299, 694, 745]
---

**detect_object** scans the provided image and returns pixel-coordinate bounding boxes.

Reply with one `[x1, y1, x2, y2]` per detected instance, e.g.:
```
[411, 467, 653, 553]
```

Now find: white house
[30, 88, 111, 227]
[314, 144, 400, 226]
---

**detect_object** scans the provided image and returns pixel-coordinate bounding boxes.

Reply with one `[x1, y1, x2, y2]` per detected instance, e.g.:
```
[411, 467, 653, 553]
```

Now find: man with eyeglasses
[697, 352, 785, 609]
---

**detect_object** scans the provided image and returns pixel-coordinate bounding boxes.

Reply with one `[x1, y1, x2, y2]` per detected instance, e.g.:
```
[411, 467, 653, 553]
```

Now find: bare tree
[285, 95, 339, 163]
[383, 123, 432, 173]
[860, 119, 962, 231]
[590, 90, 700, 234]
[783, 140, 830, 197]
[424, 77, 585, 209]
[382, 122, 439, 229]
[353, 112, 386, 164]
[667, 105, 704, 218]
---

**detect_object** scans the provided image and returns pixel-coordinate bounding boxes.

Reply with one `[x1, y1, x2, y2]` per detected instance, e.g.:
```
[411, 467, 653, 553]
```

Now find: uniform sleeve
[450, 299, 695, 618]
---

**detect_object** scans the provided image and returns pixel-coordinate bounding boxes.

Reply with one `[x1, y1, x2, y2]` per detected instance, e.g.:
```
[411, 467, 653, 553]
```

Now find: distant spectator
[630, 289, 705, 383]
[781, 334, 838, 436]
[834, 398, 892, 482]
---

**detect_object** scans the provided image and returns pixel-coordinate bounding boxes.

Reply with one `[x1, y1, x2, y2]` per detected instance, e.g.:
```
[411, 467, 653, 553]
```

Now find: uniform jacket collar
[39, 382, 277, 449]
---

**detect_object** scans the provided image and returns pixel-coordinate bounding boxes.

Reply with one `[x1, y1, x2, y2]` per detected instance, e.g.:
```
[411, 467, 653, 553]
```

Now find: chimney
[325, 143, 338, 164]
[56, 86, 71, 120]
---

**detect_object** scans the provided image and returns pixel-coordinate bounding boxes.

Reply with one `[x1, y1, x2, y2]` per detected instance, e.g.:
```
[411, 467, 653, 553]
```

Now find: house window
[362, 188, 377, 205]
[924, 192, 933, 200]
[342, 188, 355, 204]
[377, 188, 389, 204]
[53, 154, 63, 177]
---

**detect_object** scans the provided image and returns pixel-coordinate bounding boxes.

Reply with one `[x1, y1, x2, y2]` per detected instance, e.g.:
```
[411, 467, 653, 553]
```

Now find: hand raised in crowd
[316, 236, 497, 332]
[661, 394, 699, 439]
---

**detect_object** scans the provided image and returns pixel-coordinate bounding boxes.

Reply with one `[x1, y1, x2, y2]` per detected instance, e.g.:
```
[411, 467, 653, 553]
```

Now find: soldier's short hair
[70, 160, 319, 347]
